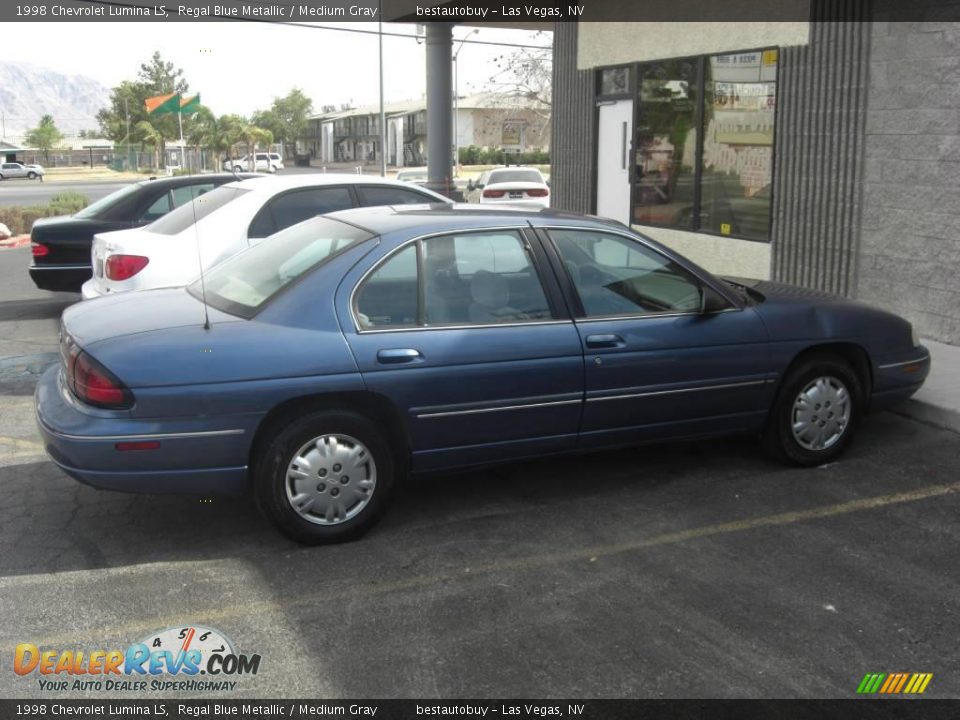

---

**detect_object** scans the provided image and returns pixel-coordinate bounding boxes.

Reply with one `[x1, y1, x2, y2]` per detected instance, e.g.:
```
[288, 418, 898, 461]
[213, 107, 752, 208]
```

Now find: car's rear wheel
[233, 165, 243, 173]
[762, 355, 862, 466]
[254, 409, 395, 544]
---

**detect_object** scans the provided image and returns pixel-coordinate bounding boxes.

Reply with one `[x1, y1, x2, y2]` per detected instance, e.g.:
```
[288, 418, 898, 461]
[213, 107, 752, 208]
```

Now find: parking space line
[11, 479, 960, 648]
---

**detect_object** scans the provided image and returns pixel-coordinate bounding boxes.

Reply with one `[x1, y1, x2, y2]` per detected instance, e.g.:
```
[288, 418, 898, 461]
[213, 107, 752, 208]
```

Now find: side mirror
[700, 284, 729, 314]
[467, 179, 475, 191]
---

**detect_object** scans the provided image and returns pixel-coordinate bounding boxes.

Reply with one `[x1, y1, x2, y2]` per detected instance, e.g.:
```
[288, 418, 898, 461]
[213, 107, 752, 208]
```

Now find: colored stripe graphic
[858, 672, 932, 694]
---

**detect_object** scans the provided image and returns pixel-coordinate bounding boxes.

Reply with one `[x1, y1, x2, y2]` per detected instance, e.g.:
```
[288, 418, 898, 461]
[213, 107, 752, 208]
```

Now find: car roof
[223, 174, 436, 191]
[134, 172, 261, 189]
[325, 203, 627, 236]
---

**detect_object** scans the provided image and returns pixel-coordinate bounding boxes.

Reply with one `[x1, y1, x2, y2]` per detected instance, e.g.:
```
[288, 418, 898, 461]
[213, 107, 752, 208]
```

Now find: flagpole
[177, 109, 184, 171]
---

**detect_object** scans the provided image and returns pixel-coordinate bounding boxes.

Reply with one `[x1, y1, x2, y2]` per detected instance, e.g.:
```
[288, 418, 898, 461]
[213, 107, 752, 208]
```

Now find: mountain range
[0, 61, 111, 139]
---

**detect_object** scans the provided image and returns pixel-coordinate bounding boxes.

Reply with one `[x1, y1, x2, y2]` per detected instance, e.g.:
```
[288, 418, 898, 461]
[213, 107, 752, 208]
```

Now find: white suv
[225, 153, 284, 173]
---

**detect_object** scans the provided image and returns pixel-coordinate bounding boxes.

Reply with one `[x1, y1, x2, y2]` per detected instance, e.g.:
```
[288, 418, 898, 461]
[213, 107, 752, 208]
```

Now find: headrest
[470, 270, 509, 308]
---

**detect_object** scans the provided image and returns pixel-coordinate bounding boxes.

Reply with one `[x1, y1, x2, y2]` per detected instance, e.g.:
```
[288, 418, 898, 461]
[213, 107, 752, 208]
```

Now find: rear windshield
[489, 169, 543, 184]
[187, 216, 373, 318]
[74, 184, 141, 219]
[147, 186, 250, 236]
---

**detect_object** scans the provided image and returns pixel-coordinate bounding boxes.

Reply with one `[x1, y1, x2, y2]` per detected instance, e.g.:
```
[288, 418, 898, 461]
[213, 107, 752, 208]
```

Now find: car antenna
[190, 190, 212, 331]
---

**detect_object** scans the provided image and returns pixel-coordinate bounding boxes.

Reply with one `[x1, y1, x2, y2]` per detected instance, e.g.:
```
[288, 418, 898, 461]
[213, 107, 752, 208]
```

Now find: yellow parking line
[14, 479, 960, 648]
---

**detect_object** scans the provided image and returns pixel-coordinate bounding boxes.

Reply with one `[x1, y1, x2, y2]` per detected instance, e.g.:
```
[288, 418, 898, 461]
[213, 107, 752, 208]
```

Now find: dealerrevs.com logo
[14, 625, 261, 693]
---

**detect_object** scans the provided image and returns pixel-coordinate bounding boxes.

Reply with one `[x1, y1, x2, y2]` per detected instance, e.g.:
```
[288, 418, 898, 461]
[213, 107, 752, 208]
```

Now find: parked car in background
[81, 174, 451, 299]
[40, 205, 929, 544]
[0, 161, 44, 180]
[464, 167, 550, 208]
[396, 169, 428, 186]
[224, 153, 284, 173]
[29, 173, 260, 293]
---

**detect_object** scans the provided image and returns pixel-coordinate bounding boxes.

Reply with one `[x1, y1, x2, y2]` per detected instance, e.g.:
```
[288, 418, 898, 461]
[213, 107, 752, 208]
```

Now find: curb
[891, 399, 960, 435]
[0, 235, 30, 249]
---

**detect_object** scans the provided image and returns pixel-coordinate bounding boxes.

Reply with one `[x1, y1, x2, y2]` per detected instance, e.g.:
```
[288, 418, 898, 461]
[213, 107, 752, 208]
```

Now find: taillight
[31, 242, 49, 257]
[482, 189, 506, 198]
[60, 334, 132, 409]
[105, 254, 149, 281]
[527, 188, 549, 197]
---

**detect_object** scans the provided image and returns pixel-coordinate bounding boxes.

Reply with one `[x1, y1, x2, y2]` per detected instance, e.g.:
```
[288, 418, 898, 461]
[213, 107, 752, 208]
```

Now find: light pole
[452, 29, 478, 178]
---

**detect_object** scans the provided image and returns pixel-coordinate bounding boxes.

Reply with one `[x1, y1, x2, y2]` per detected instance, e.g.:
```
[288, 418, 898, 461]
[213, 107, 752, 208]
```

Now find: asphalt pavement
[0, 244, 958, 700]
[0, 180, 132, 207]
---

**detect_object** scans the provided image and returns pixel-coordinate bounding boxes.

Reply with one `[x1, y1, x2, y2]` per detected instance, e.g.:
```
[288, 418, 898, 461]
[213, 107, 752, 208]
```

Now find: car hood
[722, 276, 913, 345]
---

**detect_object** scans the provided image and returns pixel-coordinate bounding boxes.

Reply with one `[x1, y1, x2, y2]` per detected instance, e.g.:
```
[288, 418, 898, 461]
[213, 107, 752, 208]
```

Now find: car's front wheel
[254, 409, 396, 544]
[27, 171, 37, 179]
[763, 355, 862, 466]
[233, 165, 243, 173]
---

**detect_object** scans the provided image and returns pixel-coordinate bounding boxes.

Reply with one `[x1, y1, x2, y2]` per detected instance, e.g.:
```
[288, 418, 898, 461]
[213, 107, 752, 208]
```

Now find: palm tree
[134, 120, 163, 170]
[242, 125, 273, 171]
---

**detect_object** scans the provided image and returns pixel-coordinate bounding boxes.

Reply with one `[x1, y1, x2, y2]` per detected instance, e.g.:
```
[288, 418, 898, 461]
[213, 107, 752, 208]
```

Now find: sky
[7, 22, 550, 119]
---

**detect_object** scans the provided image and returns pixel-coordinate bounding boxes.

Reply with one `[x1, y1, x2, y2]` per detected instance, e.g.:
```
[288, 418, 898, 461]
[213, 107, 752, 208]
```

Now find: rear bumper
[35, 365, 252, 495]
[29, 264, 89, 293]
[80, 279, 103, 300]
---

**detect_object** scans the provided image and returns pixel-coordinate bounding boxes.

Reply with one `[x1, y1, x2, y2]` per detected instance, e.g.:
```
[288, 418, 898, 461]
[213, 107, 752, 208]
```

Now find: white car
[81, 175, 450, 300]
[464, 167, 550, 208]
[0, 161, 44, 180]
[224, 152, 284, 173]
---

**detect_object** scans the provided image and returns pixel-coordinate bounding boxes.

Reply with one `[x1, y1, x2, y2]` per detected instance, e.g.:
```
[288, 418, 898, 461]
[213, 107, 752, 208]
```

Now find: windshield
[147, 186, 250, 236]
[74, 183, 141, 219]
[187, 215, 373, 318]
[489, 169, 543, 184]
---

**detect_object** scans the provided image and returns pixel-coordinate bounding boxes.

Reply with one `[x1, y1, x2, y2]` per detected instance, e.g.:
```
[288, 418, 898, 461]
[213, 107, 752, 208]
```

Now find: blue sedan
[36, 206, 931, 544]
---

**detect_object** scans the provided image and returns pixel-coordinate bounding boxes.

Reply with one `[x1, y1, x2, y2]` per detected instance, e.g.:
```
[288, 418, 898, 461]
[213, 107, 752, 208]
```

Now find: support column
[425, 22, 453, 196]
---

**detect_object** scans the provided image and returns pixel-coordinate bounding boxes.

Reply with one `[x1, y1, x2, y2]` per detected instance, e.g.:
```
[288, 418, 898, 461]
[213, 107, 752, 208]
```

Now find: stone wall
[858, 15, 960, 343]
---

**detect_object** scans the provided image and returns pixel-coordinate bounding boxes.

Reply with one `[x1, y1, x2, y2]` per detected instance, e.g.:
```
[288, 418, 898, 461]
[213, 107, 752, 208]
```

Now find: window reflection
[633, 60, 699, 230]
[700, 50, 777, 240]
[626, 49, 778, 241]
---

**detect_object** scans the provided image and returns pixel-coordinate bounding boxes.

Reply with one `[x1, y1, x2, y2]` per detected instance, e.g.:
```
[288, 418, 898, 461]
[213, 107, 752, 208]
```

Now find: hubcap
[791, 376, 851, 451]
[285, 434, 376, 525]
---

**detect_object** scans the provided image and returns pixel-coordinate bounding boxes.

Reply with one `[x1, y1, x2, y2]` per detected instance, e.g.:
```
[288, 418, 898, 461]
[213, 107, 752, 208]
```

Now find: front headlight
[911, 325, 920, 347]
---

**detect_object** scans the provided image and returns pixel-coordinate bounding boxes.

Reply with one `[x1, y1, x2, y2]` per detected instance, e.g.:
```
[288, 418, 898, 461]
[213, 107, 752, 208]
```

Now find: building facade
[300, 91, 549, 168]
[551, 5, 960, 344]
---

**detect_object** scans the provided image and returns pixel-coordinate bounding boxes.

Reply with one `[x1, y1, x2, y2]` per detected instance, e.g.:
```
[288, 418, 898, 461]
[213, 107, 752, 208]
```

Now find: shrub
[47, 191, 89, 216]
[0, 192, 89, 235]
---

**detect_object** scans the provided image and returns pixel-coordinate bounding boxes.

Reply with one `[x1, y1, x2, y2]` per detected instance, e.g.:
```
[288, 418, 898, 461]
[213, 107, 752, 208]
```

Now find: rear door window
[139, 192, 172, 222]
[248, 187, 354, 239]
[356, 186, 439, 206]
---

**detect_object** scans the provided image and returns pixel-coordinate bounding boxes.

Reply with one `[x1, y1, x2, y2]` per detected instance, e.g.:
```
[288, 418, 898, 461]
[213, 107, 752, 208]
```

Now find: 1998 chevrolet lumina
[36, 206, 930, 544]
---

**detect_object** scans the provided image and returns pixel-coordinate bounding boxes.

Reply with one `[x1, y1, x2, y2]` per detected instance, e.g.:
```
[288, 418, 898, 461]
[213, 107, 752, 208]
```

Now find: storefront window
[626, 48, 778, 241]
[633, 60, 699, 230]
[700, 49, 777, 240]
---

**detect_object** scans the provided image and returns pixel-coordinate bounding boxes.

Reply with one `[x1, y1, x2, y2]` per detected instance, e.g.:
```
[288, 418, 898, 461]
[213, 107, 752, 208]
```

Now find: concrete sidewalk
[893, 339, 960, 434]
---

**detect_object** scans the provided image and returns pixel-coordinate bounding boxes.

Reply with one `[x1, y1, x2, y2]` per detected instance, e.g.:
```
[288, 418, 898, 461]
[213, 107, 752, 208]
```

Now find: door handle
[585, 334, 625, 349]
[376, 348, 423, 364]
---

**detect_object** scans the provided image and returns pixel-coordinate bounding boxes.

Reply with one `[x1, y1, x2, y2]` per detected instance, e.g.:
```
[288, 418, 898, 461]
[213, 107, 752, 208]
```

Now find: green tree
[134, 120, 163, 169]
[97, 52, 194, 160]
[252, 89, 313, 158]
[26, 115, 64, 163]
[188, 109, 246, 171]
[241, 125, 273, 171]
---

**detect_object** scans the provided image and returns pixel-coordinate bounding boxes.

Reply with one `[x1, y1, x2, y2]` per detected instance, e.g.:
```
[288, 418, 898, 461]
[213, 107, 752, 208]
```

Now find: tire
[253, 409, 396, 544]
[762, 354, 862, 466]
[233, 165, 243, 173]
[27, 171, 36, 179]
